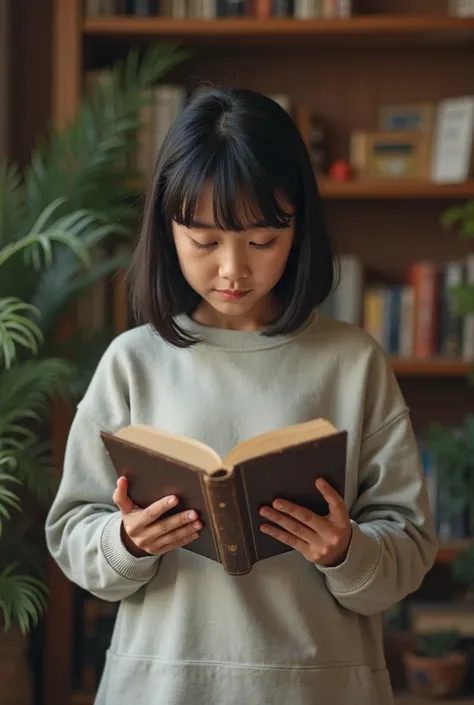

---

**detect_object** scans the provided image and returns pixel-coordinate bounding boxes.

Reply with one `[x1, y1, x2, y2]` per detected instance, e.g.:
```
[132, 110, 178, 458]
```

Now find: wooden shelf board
[128, 178, 474, 200]
[319, 178, 474, 200]
[82, 15, 474, 47]
[390, 359, 471, 378]
[436, 540, 472, 564]
[395, 693, 474, 704]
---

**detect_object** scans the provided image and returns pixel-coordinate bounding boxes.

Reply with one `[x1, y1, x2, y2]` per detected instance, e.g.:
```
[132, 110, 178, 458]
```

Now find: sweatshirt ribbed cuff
[315, 521, 381, 594]
[101, 512, 160, 581]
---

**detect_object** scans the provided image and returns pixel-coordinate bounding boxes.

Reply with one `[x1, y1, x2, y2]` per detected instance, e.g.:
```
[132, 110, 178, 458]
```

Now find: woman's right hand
[113, 476, 202, 558]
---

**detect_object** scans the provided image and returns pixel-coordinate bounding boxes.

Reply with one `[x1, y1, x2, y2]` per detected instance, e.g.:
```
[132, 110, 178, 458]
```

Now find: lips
[215, 290, 250, 301]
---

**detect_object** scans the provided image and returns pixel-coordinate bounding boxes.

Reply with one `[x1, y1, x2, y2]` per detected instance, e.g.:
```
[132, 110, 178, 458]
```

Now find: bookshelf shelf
[391, 359, 471, 378]
[436, 540, 472, 564]
[128, 178, 474, 201]
[395, 694, 474, 704]
[82, 15, 474, 47]
[319, 178, 474, 200]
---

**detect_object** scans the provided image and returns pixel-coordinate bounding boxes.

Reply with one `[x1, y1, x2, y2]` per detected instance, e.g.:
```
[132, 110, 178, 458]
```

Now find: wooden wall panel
[0, 0, 10, 162]
[9, 0, 52, 166]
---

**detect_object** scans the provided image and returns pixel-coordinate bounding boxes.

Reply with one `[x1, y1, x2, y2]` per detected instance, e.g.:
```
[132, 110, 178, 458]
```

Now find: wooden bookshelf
[391, 359, 471, 378]
[44, 2, 474, 705]
[319, 178, 474, 200]
[83, 14, 474, 47]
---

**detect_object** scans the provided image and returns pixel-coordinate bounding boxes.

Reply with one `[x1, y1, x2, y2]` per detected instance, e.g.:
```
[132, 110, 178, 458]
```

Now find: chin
[214, 301, 253, 315]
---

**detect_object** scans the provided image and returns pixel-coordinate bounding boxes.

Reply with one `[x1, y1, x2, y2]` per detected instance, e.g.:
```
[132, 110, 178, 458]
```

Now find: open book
[100, 418, 347, 576]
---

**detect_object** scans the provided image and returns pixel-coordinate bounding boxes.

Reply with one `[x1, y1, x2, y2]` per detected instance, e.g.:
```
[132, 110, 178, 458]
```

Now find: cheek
[263, 243, 293, 279]
[177, 247, 215, 283]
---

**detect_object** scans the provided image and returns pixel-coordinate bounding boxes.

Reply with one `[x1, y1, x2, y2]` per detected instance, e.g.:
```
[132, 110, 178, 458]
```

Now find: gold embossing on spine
[203, 471, 251, 576]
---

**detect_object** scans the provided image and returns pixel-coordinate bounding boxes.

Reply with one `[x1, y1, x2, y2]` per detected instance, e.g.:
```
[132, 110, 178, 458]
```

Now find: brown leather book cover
[100, 419, 347, 576]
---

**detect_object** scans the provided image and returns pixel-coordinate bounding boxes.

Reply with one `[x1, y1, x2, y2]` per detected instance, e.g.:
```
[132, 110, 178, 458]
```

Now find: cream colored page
[116, 424, 222, 473]
[224, 418, 337, 468]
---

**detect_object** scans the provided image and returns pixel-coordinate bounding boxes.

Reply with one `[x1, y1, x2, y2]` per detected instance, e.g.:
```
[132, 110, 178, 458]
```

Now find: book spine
[203, 471, 253, 576]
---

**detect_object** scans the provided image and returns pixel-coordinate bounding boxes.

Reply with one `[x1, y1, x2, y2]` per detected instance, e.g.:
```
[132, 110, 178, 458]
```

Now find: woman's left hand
[259, 478, 352, 567]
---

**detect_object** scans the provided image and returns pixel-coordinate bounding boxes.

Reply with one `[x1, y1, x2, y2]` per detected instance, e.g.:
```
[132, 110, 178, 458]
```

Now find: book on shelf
[449, 0, 474, 18]
[84, 0, 354, 19]
[408, 600, 474, 639]
[100, 418, 347, 576]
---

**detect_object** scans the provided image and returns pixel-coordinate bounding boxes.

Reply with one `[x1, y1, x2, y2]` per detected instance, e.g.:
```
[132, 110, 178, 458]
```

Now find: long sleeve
[315, 346, 438, 616]
[45, 340, 160, 602]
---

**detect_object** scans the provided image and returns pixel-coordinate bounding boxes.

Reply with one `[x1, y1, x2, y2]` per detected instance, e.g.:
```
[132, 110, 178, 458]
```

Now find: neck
[191, 295, 280, 331]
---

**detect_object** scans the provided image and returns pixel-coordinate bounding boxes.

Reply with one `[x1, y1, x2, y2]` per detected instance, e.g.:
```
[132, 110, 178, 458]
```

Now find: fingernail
[188, 510, 197, 520]
[168, 496, 177, 506]
[193, 521, 202, 529]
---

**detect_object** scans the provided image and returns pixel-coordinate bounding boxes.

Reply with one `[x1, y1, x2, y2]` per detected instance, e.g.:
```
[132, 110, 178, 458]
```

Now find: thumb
[113, 476, 137, 515]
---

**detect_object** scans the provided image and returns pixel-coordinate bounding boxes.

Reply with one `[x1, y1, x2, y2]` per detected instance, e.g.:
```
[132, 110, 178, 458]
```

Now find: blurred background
[1, 1, 474, 704]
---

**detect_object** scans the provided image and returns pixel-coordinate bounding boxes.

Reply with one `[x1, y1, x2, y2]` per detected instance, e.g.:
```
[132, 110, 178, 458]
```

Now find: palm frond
[23, 43, 190, 230]
[0, 198, 91, 270]
[32, 244, 129, 340]
[0, 469, 21, 537]
[0, 298, 42, 368]
[0, 564, 48, 633]
[9, 441, 58, 507]
[0, 358, 74, 437]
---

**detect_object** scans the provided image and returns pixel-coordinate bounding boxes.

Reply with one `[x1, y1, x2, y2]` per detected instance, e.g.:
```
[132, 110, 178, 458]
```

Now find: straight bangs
[162, 138, 298, 232]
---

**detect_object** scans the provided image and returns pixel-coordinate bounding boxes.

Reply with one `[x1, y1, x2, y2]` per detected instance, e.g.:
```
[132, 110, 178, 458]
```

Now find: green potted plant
[403, 630, 469, 698]
[0, 42, 189, 705]
[427, 415, 474, 537]
[451, 544, 474, 602]
[441, 201, 474, 383]
[0, 198, 100, 703]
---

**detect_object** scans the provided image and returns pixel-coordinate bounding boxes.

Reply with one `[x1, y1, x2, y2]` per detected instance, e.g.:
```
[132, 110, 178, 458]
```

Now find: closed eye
[190, 239, 217, 250]
[250, 238, 277, 249]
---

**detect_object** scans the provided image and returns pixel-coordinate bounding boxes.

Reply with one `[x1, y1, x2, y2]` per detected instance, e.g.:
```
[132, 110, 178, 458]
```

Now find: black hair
[130, 86, 335, 347]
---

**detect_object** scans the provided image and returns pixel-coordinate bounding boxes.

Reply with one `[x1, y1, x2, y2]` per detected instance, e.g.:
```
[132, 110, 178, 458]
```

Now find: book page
[223, 418, 338, 468]
[116, 425, 222, 473]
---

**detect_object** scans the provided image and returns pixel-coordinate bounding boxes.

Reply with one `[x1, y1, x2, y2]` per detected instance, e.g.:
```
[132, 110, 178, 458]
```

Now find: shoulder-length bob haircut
[130, 86, 335, 347]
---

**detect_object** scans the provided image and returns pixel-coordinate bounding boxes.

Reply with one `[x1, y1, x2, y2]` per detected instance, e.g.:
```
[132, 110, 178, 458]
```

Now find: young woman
[46, 87, 437, 705]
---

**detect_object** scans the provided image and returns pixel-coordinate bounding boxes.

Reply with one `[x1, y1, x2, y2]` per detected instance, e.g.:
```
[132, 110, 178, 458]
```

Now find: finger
[113, 477, 137, 515]
[268, 498, 334, 541]
[158, 531, 200, 556]
[152, 510, 201, 539]
[259, 506, 315, 544]
[128, 510, 201, 546]
[136, 494, 180, 529]
[315, 479, 347, 526]
[259, 522, 307, 554]
[153, 520, 202, 551]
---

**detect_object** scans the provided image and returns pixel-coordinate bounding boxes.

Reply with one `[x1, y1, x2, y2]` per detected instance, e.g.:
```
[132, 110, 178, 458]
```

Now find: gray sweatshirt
[45, 312, 438, 705]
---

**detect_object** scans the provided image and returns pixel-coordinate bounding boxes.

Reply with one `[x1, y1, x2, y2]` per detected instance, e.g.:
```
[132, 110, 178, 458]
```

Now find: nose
[218, 243, 250, 283]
